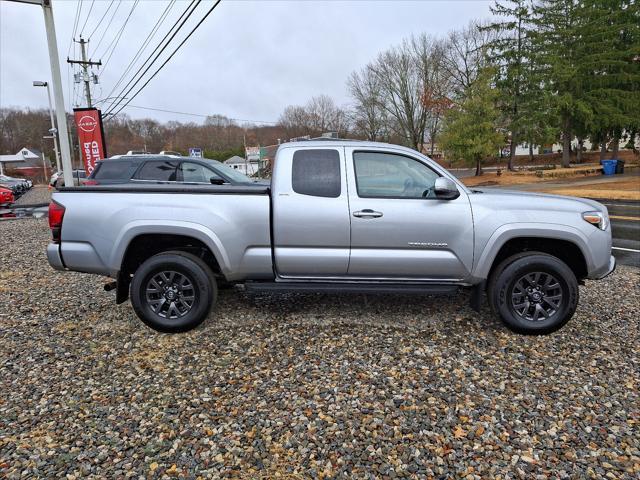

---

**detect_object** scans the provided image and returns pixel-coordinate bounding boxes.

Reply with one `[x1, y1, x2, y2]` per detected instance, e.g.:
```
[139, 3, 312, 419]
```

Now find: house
[224, 155, 259, 176]
[0, 147, 50, 175]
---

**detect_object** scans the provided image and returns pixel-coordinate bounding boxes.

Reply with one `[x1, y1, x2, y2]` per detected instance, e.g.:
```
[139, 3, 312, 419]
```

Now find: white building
[0, 147, 49, 175]
[224, 155, 259, 176]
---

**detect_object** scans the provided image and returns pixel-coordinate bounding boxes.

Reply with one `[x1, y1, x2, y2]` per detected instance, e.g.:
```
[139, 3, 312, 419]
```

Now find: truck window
[292, 149, 341, 198]
[135, 161, 180, 182]
[353, 151, 439, 198]
[92, 161, 136, 180]
[180, 162, 222, 183]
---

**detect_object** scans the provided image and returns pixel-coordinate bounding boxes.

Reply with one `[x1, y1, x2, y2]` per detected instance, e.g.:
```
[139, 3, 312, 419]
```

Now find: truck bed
[49, 185, 273, 281]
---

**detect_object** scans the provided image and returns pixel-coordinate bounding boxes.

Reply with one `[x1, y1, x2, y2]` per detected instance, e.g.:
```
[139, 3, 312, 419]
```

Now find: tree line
[340, 0, 639, 174]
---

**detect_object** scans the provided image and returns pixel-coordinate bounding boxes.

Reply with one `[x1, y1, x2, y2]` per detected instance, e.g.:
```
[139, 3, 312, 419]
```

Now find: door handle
[353, 209, 383, 218]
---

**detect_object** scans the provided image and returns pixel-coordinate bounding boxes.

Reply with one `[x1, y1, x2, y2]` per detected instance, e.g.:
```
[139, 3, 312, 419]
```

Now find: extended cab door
[345, 147, 474, 280]
[272, 146, 350, 277]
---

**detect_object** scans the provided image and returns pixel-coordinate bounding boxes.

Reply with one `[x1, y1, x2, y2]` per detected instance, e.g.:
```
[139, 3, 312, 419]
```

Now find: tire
[130, 251, 217, 333]
[487, 252, 578, 335]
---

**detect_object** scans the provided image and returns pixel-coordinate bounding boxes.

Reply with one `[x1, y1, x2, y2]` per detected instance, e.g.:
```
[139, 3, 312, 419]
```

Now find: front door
[346, 148, 474, 280]
[272, 147, 350, 277]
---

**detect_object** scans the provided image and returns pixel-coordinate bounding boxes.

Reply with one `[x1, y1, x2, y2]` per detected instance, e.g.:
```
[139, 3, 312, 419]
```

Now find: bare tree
[414, 36, 453, 155]
[347, 65, 390, 141]
[368, 34, 444, 151]
[278, 105, 311, 139]
[278, 95, 349, 139]
[439, 20, 496, 100]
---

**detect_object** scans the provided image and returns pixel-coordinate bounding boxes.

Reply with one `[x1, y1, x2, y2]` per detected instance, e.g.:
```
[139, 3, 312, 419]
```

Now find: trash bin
[615, 159, 625, 174]
[601, 159, 617, 175]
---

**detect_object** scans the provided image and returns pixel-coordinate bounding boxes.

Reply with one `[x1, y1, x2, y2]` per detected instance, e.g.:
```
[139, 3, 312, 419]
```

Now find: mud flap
[116, 270, 130, 304]
[469, 281, 486, 312]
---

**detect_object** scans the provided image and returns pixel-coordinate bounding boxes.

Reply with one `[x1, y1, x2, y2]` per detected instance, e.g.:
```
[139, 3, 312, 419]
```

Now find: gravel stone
[12, 186, 51, 206]
[1, 218, 638, 478]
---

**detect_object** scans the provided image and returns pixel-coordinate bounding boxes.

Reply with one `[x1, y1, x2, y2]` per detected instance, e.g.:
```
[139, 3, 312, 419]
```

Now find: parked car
[0, 185, 14, 205]
[0, 175, 27, 195]
[51, 169, 89, 188]
[49, 171, 62, 188]
[86, 154, 266, 186]
[47, 140, 614, 335]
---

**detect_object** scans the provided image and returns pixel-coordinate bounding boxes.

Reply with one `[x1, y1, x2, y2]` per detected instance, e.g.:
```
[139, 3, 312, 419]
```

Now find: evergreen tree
[484, 0, 533, 169]
[576, 0, 640, 159]
[531, 0, 590, 167]
[440, 69, 504, 176]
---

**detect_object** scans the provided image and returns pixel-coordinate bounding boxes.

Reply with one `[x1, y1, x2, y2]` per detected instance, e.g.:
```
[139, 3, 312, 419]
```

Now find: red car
[0, 185, 15, 205]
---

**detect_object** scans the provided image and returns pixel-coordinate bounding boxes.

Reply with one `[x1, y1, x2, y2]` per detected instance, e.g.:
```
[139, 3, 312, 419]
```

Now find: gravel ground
[1, 218, 638, 479]
[12, 186, 51, 206]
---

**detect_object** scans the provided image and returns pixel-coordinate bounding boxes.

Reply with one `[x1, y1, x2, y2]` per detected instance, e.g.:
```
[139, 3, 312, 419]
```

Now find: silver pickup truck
[47, 140, 615, 334]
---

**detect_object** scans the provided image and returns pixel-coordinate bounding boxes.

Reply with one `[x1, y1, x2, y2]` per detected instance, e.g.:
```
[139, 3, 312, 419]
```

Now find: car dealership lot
[1, 219, 638, 478]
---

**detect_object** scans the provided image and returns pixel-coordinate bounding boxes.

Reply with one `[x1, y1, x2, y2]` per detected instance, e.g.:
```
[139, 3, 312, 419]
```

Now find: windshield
[201, 158, 254, 183]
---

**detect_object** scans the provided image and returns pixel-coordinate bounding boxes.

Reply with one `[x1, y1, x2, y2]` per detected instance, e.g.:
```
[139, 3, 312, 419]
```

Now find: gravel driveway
[12, 186, 51, 206]
[1, 219, 638, 479]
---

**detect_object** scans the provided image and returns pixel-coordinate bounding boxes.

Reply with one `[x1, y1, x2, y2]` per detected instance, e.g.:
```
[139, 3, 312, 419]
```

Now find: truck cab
[271, 142, 473, 281]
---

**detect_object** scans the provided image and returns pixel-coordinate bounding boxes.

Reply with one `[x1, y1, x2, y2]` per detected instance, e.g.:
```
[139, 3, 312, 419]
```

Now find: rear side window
[135, 161, 180, 182]
[92, 161, 136, 180]
[291, 149, 341, 198]
[180, 162, 222, 183]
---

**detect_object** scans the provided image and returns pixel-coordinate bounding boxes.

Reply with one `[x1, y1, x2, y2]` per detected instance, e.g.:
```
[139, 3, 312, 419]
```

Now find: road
[599, 199, 640, 268]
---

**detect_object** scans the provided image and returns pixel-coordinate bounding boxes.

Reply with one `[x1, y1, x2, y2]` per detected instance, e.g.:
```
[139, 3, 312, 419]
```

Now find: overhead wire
[85, 0, 116, 43]
[78, 0, 95, 38]
[66, 0, 82, 57]
[106, 0, 222, 120]
[102, 0, 201, 115]
[99, 0, 140, 75]
[91, 0, 122, 56]
[122, 104, 277, 125]
[100, 0, 176, 104]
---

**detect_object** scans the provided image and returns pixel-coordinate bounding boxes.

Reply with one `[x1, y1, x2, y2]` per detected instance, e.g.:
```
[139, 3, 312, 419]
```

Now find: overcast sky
[0, 0, 492, 124]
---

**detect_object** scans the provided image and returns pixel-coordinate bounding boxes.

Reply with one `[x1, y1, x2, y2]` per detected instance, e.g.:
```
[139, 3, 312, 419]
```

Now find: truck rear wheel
[488, 252, 578, 335]
[130, 252, 216, 333]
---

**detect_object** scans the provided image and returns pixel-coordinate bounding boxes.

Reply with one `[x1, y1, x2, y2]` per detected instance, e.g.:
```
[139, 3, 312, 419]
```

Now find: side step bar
[245, 281, 460, 295]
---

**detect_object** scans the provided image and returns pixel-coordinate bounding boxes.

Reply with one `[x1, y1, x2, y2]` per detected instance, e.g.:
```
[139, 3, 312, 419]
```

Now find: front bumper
[592, 255, 616, 280]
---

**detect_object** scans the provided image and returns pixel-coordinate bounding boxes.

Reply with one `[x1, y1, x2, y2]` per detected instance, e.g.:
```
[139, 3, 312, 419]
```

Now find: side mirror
[210, 177, 225, 185]
[434, 177, 460, 200]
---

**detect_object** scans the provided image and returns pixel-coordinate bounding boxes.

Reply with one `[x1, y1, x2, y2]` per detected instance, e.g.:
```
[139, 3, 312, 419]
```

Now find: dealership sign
[73, 108, 107, 175]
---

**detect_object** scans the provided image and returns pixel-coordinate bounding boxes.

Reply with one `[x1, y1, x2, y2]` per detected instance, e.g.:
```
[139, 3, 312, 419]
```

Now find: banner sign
[74, 108, 107, 176]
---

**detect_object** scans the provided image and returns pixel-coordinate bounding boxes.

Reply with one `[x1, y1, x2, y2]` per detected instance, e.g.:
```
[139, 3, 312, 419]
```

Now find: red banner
[73, 108, 107, 176]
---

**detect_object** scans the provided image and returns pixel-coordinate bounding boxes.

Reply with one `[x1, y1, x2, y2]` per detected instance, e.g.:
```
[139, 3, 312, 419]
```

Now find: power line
[99, 0, 140, 75]
[102, 0, 201, 115]
[78, 0, 95, 37]
[106, 0, 222, 119]
[118, 104, 277, 125]
[100, 0, 176, 104]
[85, 0, 116, 42]
[92, 0, 122, 57]
[67, 0, 82, 57]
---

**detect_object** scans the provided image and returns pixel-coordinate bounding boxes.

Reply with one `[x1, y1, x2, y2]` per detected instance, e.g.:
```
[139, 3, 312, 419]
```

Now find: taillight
[84, 179, 98, 186]
[48, 200, 65, 244]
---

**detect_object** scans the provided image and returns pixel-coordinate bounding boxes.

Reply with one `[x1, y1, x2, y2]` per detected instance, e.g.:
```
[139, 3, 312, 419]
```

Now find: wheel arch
[111, 223, 229, 303]
[474, 225, 591, 282]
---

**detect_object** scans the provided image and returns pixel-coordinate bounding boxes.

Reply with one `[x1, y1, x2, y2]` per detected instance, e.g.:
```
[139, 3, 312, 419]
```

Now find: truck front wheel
[130, 252, 216, 333]
[488, 252, 579, 335]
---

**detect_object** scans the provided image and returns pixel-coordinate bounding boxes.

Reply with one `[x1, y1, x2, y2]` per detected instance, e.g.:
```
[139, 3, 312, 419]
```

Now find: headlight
[582, 211, 608, 230]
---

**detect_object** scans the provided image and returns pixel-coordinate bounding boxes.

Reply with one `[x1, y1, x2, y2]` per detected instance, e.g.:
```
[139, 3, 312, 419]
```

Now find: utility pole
[67, 37, 101, 108]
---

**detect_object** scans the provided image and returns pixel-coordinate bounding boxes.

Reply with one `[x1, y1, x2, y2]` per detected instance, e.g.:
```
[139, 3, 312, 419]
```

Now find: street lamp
[33, 80, 61, 172]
